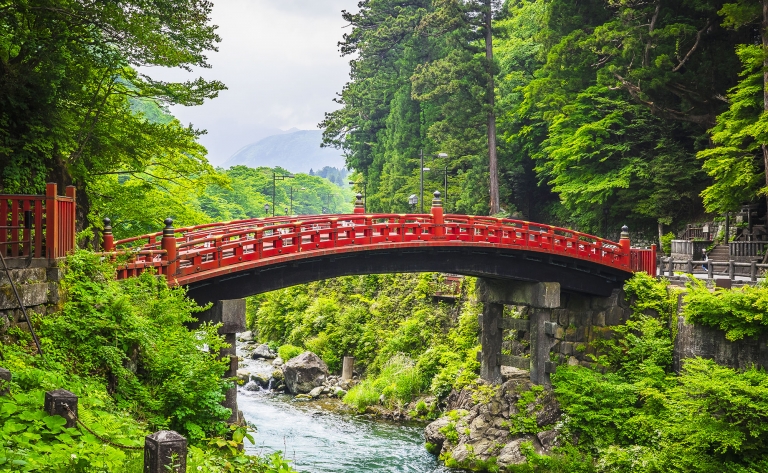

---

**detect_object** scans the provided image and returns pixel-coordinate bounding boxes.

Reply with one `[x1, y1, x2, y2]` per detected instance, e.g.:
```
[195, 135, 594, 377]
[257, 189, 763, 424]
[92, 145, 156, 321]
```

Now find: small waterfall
[267, 378, 274, 391]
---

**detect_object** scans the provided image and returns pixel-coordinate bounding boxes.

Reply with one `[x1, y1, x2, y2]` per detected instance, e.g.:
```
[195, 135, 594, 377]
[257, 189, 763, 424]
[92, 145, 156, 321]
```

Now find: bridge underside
[184, 246, 632, 305]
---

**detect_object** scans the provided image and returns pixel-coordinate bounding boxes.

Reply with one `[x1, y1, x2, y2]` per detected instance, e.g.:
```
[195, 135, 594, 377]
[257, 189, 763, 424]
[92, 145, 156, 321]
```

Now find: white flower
[70, 454, 77, 459]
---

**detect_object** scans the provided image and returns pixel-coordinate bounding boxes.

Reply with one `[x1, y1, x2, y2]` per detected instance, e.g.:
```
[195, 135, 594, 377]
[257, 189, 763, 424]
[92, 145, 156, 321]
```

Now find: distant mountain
[223, 130, 346, 173]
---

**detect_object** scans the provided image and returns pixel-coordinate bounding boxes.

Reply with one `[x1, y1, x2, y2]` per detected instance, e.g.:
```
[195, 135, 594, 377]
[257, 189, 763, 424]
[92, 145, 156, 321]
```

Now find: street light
[430, 166, 452, 211]
[349, 181, 366, 212]
[419, 150, 448, 213]
[290, 187, 306, 215]
[272, 172, 294, 217]
[408, 194, 418, 212]
[264, 203, 270, 217]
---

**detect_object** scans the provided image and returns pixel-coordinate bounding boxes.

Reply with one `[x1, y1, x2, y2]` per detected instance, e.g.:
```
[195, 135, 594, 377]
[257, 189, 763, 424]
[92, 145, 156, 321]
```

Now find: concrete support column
[480, 302, 503, 384]
[476, 278, 560, 386]
[342, 356, 354, 381]
[528, 308, 553, 387]
[189, 299, 246, 424]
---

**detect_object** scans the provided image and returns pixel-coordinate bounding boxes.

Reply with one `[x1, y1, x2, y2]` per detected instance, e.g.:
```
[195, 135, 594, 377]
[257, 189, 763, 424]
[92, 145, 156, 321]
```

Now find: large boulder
[283, 352, 328, 394]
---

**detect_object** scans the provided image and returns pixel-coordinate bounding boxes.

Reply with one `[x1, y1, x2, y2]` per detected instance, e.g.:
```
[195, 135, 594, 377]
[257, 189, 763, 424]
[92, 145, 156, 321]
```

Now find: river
[238, 352, 450, 473]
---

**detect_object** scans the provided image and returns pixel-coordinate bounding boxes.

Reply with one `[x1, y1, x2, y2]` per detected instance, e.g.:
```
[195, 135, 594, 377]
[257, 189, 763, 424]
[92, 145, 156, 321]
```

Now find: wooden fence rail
[0, 183, 76, 259]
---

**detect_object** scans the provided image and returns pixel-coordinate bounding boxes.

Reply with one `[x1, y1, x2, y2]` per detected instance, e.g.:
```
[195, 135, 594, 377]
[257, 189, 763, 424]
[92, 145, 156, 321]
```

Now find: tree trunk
[485, 1, 500, 215]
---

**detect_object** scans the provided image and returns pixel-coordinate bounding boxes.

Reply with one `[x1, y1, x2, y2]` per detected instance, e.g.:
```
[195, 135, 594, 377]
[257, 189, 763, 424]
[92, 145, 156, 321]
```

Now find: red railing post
[619, 225, 631, 267]
[431, 191, 444, 238]
[65, 186, 76, 254]
[45, 183, 59, 259]
[650, 244, 657, 276]
[102, 218, 114, 252]
[161, 218, 177, 278]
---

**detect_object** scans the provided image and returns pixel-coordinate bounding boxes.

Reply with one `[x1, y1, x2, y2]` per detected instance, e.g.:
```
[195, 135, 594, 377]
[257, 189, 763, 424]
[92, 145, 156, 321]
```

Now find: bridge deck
[104, 206, 656, 288]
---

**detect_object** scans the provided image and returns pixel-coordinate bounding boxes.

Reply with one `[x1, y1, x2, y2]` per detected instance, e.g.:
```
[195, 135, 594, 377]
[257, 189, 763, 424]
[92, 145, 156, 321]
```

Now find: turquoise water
[240, 391, 450, 473]
[237, 354, 450, 473]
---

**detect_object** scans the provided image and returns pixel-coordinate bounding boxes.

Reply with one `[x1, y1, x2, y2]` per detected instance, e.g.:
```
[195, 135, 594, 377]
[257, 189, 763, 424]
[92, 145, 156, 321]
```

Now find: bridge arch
[105, 193, 655, 305]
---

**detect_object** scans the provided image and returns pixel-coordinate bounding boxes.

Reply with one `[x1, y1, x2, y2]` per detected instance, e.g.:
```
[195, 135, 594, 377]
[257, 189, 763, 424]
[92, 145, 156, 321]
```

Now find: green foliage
[506, 444, 595, 473]
[660, 232, 675, 255]
[0, 0, 225, 231]
[343, 354, 424, 411]
[321, 0, 748, 231]
[684, 279, 768, 341]
[550, 275, 768, 472]
[0, 345, 297, 473]
[506, 385, 548, 436]
[277, 345, 303, 362]
[250, 273, 482, 409]
[39, 250, 231, 440]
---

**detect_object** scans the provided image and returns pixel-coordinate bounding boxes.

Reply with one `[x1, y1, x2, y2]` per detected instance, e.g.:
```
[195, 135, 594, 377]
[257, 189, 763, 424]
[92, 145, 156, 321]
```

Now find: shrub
[684, 279, 768, 340]
[38, 250, 231, 440]
[660, 232, 675, 254]
[277, 344, 303, 361]
[343, 354, 423, 411]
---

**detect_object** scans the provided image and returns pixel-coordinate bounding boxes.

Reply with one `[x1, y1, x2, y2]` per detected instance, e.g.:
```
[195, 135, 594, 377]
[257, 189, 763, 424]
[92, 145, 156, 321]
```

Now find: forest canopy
[321, 0, 768, 238]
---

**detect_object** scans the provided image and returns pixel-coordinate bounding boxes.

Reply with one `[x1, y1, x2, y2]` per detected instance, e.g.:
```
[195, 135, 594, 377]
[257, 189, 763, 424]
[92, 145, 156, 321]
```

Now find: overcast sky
[147, 0, 359, 165]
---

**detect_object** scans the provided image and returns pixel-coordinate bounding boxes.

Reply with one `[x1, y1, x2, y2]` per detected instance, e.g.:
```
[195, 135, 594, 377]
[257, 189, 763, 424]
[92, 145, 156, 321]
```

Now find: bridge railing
[0, 183, 76, 259]
[103, 190, 661, 283]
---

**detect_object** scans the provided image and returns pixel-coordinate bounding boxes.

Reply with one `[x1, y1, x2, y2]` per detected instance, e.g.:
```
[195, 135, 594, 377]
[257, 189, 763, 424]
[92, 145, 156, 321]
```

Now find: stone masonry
[0, 259, 63, 339]
[477, 277, 632, 386]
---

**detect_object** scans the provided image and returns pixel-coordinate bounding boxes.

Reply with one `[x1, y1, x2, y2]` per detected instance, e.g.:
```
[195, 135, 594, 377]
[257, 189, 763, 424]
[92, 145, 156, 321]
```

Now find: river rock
[236, 369, 251, 383]
[250, 373, 270, 388]
[426, 380, 561, 468]
[252, 344, 277, 359]
[496, 436, 542, 468]
[333, 387, 347, 398]
[293, 394, 312, 402]
[308, 386, 324, 398]
[273, 357, 284, 367]
[271, 369, 284, 381]
[283, 351, 328, 394]
[238, 331, 254, 342]
[425, 416, 452, 452]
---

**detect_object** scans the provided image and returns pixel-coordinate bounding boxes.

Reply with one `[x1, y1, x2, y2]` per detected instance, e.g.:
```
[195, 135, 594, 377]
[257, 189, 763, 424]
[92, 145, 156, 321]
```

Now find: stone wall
[674, 317, 768, 372]
[0, 259, 63, 339]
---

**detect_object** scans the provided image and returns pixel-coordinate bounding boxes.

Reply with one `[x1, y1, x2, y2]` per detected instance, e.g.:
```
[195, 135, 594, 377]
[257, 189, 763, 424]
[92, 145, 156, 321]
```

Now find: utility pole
[272, 172, 294, 217]
[420, 149, 425, 213]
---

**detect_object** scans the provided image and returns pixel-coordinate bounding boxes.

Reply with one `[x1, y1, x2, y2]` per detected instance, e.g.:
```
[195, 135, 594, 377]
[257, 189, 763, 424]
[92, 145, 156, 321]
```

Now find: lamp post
[290, 187, 306, 215]
[272, 173, 294, 217]
[419, 150, 448, 213]
[349, 181, 366, 212]
[322, 193, 333, 214]
[264, 203, 270, 217]
[408, 194, 418, 212]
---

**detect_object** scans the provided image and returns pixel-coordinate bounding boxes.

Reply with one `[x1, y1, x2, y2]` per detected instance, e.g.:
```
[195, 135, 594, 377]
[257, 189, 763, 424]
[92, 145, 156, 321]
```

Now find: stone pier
[188, 299, 246, 424]
[477, 278, 632, 386]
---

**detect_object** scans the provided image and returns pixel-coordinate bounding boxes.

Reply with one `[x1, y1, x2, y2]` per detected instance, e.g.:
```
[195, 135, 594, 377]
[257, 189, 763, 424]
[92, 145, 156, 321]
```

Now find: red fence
[0, 183, 77, 259]
[106, 203, 657, 284]
[630, 246, 657, 277]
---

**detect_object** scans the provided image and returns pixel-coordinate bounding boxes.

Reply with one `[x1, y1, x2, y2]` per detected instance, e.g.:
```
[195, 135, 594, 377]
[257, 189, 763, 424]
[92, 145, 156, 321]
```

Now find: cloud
[142, 0, 358, 165]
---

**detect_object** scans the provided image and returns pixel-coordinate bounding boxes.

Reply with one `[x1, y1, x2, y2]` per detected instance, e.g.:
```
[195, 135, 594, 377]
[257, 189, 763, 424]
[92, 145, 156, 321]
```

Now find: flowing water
[238, 352, 451, 473]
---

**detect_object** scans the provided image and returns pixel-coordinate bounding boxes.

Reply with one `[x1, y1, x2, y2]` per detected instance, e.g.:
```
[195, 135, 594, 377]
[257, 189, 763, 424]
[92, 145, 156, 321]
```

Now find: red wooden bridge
[102, 193, 656, 303]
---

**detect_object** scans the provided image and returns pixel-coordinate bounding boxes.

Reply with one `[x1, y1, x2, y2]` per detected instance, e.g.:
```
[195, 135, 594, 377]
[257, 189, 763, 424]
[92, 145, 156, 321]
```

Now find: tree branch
[672, 19, 710, 72]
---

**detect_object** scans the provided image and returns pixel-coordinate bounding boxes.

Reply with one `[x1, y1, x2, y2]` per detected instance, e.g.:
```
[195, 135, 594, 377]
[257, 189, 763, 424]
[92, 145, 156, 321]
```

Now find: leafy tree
[0, 0, 225, 229]
[698, 2, 768, 213]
